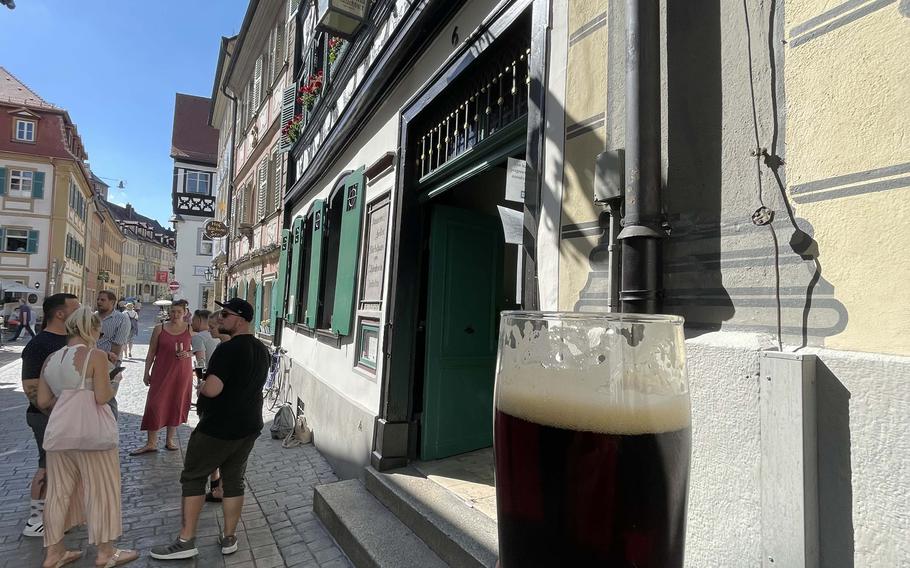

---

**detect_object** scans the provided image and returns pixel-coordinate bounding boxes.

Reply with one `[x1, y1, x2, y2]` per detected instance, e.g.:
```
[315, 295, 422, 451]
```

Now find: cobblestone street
[0, 310, 352, 568]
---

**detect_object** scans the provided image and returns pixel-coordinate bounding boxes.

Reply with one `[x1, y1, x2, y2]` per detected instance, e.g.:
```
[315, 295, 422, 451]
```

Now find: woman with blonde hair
[36, 306, 138, 567]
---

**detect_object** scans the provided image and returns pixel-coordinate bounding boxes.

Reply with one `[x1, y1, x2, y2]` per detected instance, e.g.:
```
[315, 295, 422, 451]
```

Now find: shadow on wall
[816, 359, 854, 567]
[662, 0, 734, 333]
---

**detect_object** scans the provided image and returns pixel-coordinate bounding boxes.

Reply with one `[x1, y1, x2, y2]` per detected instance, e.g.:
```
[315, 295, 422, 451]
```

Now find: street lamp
[203, 267, 214, 282]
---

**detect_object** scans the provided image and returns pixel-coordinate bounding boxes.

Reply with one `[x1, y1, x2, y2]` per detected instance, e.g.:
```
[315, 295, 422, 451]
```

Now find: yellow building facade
[49, 161, 92, 299]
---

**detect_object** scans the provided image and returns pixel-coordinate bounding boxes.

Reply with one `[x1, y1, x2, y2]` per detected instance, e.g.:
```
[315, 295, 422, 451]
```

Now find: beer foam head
[496, 312, 690, 434]
[496, 367, 690, 434]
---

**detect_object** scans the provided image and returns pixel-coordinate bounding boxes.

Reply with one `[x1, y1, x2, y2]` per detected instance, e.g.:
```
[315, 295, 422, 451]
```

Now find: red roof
[170, 93, 218, 165]
[0, 66, 58, 110]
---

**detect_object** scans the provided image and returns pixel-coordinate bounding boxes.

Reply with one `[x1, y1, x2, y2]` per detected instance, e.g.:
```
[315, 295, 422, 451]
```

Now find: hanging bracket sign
[203, 219, 229, 239]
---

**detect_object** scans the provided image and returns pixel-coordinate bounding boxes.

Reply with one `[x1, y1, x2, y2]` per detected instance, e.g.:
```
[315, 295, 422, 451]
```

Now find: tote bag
[43, 347, 119, 452]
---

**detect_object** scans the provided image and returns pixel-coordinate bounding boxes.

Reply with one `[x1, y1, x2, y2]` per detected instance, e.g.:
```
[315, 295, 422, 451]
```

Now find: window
[273, 144, 283, 210]
[318, 184, 345, 329]
[15, 119, 36, 142]
[69, 182, 86, 220]
[198, 229, 213, 256]
[185, 172, 211, 195]
[285, 168, 364, 334]
[8, 169, 33, 198]
[257, 160, 268, 221]
[3, 228, 36, 253]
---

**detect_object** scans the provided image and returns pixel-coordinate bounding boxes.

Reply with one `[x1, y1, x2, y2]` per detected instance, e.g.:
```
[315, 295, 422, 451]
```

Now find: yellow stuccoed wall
[558, 0, 610, 311]
[785, 1, 910, 355]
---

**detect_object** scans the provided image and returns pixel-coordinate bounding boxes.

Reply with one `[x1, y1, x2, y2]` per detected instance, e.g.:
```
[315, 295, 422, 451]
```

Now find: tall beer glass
[494, 312, 691, 567]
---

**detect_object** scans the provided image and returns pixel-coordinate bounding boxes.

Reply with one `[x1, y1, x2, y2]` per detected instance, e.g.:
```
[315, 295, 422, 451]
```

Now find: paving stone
[0, 310, 351, 568]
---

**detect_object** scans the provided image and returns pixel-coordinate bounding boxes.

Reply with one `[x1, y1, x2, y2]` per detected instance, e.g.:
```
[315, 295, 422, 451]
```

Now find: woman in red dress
[130, 300, 198, 455]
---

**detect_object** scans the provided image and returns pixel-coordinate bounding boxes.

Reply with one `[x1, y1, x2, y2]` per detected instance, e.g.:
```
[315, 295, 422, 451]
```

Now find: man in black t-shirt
[151, 298, 270, 561]
[20, 293, 79, 537]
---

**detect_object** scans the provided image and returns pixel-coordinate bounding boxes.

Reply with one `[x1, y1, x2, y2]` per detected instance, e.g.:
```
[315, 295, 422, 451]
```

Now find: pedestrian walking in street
[36, 307, 139, 568]
[150, 298, 270, 560]
[96, 291, 131, 419]
[19, 293, 80, 539]
[124, 303, 139, 358]
[8, 297, 37, 341]
[131, 299, 196, 455]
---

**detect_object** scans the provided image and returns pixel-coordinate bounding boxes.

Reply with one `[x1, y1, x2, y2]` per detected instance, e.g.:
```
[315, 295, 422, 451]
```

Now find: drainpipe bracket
[617, 224, 665, 240]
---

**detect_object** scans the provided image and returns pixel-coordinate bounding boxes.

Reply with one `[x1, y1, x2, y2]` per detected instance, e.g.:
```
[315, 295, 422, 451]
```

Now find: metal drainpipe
[618, 0, 664, 314]
[222, 82, 237, 302]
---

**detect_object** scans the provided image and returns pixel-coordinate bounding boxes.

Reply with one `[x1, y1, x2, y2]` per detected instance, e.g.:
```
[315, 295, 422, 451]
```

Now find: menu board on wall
[360, 197, 390, 309]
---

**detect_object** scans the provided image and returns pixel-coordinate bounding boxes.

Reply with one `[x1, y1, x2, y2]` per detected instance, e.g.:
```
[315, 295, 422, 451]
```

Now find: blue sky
[0, 0, 249, 225]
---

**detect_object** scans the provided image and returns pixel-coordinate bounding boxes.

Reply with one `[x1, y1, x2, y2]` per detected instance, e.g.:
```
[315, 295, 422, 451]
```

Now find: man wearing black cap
[151, 298, 270, 560]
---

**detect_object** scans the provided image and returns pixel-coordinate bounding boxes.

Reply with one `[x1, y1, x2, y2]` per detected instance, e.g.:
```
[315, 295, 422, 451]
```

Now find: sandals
[206, 477, 223, 502]
[128, 446, 157, 456]
[165, 441, 179, 451]
[44, 550, 82, 568]
[97, 548, 139, 567]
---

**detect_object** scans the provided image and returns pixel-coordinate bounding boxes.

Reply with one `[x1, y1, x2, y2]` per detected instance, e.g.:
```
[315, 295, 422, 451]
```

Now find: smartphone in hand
[109, 366, 126, 380]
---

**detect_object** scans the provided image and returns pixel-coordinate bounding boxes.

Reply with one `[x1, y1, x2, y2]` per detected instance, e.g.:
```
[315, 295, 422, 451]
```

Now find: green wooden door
[421, 205, 503, 460]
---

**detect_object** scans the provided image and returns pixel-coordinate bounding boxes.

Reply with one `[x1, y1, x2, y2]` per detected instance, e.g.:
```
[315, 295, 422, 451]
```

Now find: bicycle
[263, 345, 289, 410]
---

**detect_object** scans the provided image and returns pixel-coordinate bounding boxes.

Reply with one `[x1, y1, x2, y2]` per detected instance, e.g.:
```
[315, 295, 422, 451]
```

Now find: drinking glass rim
[500, 311, 684, 325]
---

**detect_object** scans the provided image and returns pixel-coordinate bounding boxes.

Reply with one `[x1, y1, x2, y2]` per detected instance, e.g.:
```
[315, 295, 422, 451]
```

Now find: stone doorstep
[314, 479, 446, 568]
[363, 466, 498, 568]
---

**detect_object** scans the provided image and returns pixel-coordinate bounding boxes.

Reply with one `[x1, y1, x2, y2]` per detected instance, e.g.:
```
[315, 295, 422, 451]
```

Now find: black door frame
[372, 0, 550, 471]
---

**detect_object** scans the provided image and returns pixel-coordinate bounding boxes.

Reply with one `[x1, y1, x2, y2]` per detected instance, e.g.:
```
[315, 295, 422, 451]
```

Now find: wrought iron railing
[417, 45, 531, 179]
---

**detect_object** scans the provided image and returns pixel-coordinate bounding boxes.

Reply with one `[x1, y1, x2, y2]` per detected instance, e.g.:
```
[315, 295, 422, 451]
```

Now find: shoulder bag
[43, 347, 119, 452]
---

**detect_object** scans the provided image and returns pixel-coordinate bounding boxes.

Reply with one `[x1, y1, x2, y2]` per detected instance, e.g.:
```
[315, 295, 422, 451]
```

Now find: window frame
[184, 171, 211, 195]
[198, 228, 214, 256]
[4, 228, 30, 253]
[14, 119, 36, 142]
[8, 169, 34, 198]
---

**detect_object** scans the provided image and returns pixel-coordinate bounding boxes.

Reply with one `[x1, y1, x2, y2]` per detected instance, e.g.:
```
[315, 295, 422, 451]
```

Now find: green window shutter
[240, 280, 248, 301]
[0, 228, 6, 249]
[27, 230, 39, 253]
[285, 217, 304, 324]
[254, 282, 263, 331]
[32, 172, 45, 199]
[0, 167, 6, 195]
[274, 228, 291, 324]
[306, 200, 326, 328]
[330, 167, 366, 335]
[279, 84, 297, 152]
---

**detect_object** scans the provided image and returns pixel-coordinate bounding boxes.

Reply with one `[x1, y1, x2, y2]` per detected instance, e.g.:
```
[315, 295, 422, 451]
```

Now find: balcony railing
[173, 193, 215, 217]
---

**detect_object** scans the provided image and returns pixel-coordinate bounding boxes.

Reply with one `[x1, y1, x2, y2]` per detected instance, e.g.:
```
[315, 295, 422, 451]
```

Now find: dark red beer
[494, 406, 690, 567]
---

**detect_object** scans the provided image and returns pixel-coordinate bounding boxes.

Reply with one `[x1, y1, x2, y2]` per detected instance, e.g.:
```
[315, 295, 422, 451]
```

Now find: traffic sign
[168, 281, 180, 292]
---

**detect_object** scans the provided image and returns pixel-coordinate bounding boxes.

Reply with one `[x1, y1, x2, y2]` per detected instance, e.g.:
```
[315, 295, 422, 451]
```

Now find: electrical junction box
[594, 149, 624, 204]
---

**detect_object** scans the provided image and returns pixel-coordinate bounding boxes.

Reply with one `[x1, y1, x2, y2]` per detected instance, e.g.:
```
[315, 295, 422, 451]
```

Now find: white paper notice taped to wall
[498, 206, 524, 245]
[505, 157, 527, 203]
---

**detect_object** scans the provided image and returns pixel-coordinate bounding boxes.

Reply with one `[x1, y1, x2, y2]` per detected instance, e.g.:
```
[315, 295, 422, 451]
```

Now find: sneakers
[150, 537, 198, 560]
[22, 516, 44, 537]
[218, 534, 238, 555]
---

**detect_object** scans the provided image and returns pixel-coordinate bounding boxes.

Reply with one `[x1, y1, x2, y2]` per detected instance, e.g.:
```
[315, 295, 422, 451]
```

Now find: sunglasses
[219, 310, 239, 319]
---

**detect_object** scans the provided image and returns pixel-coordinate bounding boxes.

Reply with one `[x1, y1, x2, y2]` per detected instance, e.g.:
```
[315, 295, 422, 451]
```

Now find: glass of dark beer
[493, 312, 691, 568]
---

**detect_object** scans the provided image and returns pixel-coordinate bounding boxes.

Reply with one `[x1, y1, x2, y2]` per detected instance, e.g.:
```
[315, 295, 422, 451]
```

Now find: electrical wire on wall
[742, 0, 822, 351]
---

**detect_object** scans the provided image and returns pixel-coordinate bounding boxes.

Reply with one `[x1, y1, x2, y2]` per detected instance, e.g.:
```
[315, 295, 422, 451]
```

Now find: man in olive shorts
[150, 298, 270, 560]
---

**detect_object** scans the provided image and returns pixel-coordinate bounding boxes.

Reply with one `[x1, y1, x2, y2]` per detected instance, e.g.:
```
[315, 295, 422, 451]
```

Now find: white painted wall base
[286, 360, 377, 482]
[684, 332, 910, 567]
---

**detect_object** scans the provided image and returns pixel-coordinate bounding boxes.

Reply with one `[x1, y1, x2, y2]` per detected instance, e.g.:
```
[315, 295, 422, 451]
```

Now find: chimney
[125, 203, 134, 219]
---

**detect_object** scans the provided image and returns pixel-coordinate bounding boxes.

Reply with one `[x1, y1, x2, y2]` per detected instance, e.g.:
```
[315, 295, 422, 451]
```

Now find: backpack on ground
[270, 403, 296, 439]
